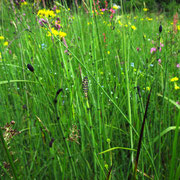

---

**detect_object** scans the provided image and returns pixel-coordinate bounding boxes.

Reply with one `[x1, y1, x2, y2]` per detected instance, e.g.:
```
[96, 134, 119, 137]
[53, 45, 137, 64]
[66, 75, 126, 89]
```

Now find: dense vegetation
[0, 0, 180, 179]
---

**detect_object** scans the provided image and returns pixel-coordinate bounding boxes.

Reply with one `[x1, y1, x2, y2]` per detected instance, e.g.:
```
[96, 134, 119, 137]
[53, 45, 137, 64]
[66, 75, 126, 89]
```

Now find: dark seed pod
[137, 86, 141, 98]
[159, 25, 162, 33]
[54, 88, 63, 104]
[27, 64, 34, 72]
[49, 138, 55, 148]
[112, 26, 115, 30]
[56, 88, 63, 96]
[82, 77, 88, 98]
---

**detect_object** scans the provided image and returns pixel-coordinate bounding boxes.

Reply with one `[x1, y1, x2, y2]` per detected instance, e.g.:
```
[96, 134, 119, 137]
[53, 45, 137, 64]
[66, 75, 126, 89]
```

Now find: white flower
[113, 4, 121, 10]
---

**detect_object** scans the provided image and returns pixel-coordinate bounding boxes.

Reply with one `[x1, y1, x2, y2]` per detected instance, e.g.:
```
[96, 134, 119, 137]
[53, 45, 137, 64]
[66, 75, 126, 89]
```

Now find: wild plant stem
[55, 95, 77, 179]
[86, 98, 97, 179]
[0, 129, 18, 180]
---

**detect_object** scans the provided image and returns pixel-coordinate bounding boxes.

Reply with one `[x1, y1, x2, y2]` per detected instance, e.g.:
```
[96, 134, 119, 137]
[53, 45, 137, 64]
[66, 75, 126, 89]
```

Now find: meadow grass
[0, 1, 180, 179]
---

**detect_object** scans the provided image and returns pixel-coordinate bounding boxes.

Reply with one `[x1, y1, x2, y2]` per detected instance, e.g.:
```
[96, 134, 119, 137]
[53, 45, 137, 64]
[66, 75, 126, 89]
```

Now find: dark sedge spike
[106, 165, 113, 180]
[27, 64, 34, 72]
[56, 88, 63, 96]
[54, 88, 63, 104]
[159, 24, 162, 33]
[82, 77, 88, 98]
[49, 138, 55, 148]
[137, 86, 141, 98]
[133, 87, 152, 179]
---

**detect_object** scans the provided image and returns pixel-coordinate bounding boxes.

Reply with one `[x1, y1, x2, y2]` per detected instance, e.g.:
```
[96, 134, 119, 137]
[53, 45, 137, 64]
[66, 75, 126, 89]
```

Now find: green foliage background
[30, 0, 180, 14]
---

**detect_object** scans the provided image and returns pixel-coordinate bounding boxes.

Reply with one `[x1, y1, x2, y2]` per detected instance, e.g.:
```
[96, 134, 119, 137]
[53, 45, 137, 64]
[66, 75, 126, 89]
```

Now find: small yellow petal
[4, 41, 8, 46]
[131, 25, 136, 30]
[143, 8, 148, 12]
[0, 36, 5, 40]
[170, 77, 179, 82]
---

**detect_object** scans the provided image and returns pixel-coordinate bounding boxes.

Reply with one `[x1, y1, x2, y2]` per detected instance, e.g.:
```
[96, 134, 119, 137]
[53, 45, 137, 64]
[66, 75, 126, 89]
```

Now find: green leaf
[0, 80, 36, 85]
[157, 93, 180, 109]
[152, 126, 180, 144]
[175, 164, 180, 180]
[98, 147, 136, 155]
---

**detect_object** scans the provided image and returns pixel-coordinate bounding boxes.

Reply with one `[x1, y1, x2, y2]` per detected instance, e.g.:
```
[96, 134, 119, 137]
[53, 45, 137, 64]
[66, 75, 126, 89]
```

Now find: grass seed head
[82, 77, 88, 98]
[159, 24, 162, 33]
[27, 64, 34, 73]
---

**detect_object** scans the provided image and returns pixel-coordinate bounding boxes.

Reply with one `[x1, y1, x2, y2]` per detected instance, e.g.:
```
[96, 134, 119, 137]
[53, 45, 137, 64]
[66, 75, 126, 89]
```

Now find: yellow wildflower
[0, 36, 4, 40]
[174, 83, 180, 90]
[37, 9, 56, 18]
[118, 20, 123, 26]
[47, 28, 59, 37]
[143, 8, 148, 12]
[131, 25, 136, 30]
[47, 28, 67, 38]
[0, 52, 1, 59]
[59, 31, 67, 38]
[47, 10, 56, 18]
[56, 9, 60, 14]
[170, 77, 179, 82]
[147, 17, 153, 21]
[21, 1, 28, 5]
[107, 51, 110, 54]
[113, 4, 120, 10]
[4, 41, 8, 46]
[177, 25, 180, 31]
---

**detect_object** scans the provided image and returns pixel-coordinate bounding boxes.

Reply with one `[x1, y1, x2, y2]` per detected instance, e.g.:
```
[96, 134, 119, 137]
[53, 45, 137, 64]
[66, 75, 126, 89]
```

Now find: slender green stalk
[85, 98, 97, 179]
[54, 90, 77, 179]
[133, 88, 152, 179]
[169, 112, 180, 179]
[124, 38, 134, 167]
[0, 129, 18, 180]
